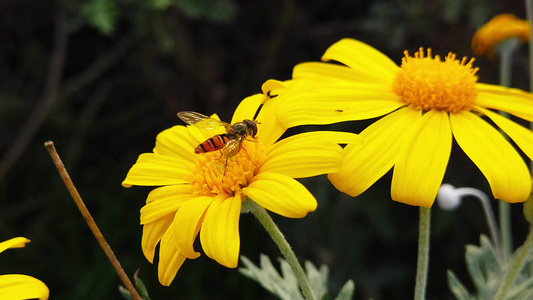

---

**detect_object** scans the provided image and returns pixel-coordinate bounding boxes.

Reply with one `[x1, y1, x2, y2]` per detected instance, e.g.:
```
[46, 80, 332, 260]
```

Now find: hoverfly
[177, 111, 258, 161]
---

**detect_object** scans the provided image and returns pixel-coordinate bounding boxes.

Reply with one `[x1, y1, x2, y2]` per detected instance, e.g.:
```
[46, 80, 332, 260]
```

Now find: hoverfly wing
[177, 111, 229, 130]
[221, 136, 244, 158]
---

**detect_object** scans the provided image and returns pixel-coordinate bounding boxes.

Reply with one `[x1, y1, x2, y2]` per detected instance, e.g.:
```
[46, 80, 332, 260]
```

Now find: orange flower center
[190, 140, 264, 197]
[392, 48, 479, 113]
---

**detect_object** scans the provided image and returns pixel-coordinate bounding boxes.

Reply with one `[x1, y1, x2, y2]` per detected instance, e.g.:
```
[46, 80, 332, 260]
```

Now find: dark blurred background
[0, 0, 531, 299]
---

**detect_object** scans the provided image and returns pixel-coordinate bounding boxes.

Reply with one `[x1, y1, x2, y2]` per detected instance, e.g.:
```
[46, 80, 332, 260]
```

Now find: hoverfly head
[243, 119, 258, 138]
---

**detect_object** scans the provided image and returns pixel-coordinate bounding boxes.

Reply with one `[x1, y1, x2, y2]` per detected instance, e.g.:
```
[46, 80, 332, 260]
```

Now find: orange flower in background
[281, 38, 533, 207]
[472, 14, 530, 56]
[122, 85, 361, 285]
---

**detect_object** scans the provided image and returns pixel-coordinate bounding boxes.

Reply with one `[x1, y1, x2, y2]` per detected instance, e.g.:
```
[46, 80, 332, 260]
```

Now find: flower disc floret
[393, 48, 479, 113]
[191, 140, 264, 196]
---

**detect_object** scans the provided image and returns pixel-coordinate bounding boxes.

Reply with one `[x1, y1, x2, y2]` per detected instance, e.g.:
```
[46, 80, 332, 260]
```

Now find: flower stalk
[496, 38, 521, 262]
[243, 199, 317, 300]
[498, 201, 512, 262]
[414, 207, 431, 300]
[45, 141, 142, 300]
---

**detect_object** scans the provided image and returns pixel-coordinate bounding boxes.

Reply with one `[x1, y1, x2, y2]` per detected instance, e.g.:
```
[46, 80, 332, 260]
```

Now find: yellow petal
[0, 274, 49, 300]
[269, 131, 362, 153]
[277, 84, 404, 128]
[476, 83, 533, 122]
[142, 214, 174, 263]
[158, 228, 187, 286]
[254, 101, 287, 148]
[258, 79, 291, 145]
[256, 109, 286, 148]
[321, 38, 399, 83]
[261, 131, 361, 178]
[231, 94, 264, 124]
[172, 196, 214, 259]
[141, 185, 195, 224]
[122, 153, 193, 187]
[199, 195, 224, 262]
[261, 147, 342, 178]
[261, 79, 286, 98]
[329, 107, 420, 197]
[476, 107, 533, 161]
[294, 62, 378, 82]
[153, 125, 198, 161]
[243, 172, 317, 218]
[200, 195, 241, 268]
[0, 237, 30, 254]
[391, 110, 452, 207]
[450, 111, 531, 203]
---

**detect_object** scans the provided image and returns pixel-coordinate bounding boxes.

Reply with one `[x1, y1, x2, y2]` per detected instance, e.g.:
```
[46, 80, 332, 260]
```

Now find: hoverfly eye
[244, 119, 257, 137]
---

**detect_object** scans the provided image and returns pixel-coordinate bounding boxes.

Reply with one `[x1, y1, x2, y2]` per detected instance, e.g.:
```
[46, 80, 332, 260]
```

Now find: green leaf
[334, 280, 355, 300]
[151, 0, 173, 10]
[82, 0, 118, 35]
[448, 234, 533, 299]
[447, 270, 474, 300]
[134, 270, 152, 300]
[150, 0, 236, 22]
[239, 254, 304, 300]
[506, 278, 533, 300]
[464, 235, 501, 297]
[118, 285, 133, 300]
[240, 254, 355, 300]
[304, 261, 328, 299]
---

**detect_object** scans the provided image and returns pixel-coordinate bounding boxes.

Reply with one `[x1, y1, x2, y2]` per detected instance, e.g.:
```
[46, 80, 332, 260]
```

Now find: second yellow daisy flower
[284, 38, 533, 207]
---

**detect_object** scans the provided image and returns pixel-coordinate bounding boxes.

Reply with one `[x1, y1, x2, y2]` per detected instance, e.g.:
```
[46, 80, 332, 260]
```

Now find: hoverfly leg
[215, 150, 227, 176]
[244, 136, 258, 147]
[216, 150, 224, 160]
[223, 158, 228, 176]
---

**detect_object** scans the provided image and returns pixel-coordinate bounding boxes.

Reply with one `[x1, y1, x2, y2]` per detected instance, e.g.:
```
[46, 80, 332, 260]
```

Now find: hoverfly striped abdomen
[194, 134, 233, 154]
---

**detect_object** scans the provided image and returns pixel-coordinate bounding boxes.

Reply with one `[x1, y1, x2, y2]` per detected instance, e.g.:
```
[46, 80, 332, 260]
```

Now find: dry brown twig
[45, 140, 142, 300]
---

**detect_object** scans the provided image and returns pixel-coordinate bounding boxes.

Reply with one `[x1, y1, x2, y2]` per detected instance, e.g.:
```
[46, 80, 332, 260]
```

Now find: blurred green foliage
[240, 254, 354, 300]
[448, 234, 533, 299]
[0, 0, 531, 299]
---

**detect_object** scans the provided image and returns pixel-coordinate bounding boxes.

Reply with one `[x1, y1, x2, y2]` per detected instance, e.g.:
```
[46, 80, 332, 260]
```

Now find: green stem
[414, 207, 431, 300]
[498, 41, 513, 89]
[243, 200, 316, 300]
[499, 201, 512, 262]
[494, 226, 533, 299]
[496, 38, 520, 262]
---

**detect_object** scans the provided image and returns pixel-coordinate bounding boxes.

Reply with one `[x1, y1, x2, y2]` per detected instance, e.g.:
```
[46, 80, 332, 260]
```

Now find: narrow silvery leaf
[447, 270, 474, 300]
[305, 261, 328, 299]
[334, 280, 355, 300]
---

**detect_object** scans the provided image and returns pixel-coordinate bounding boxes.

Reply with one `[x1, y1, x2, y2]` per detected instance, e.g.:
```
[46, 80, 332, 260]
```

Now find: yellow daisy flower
[122, 86, 361, 285]
[472, 14, 530, 56]
[283, 38, 533, 208]
[0, 237, 49, 300]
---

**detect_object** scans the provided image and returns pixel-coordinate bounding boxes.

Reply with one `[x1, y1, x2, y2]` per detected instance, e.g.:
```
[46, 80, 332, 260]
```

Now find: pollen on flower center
[190, 140, 264, 197]
[392, 48, 479, 113]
